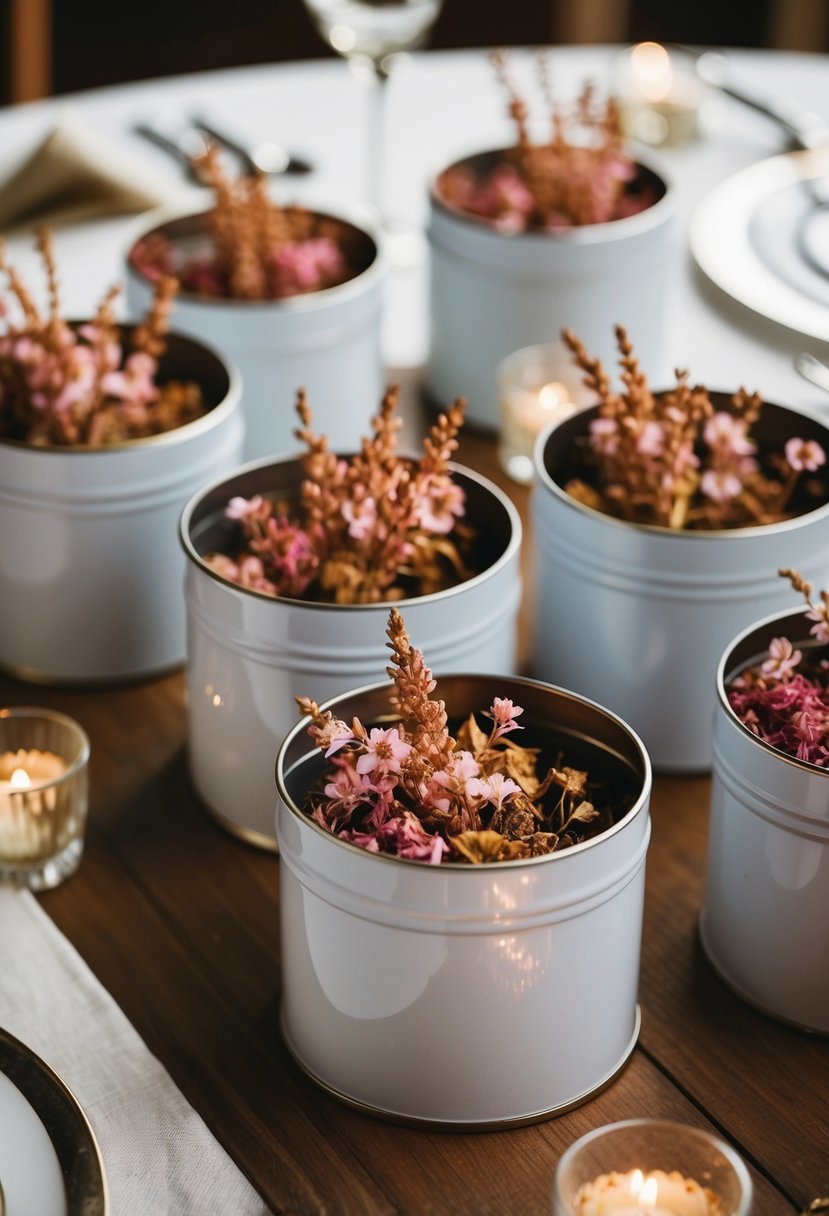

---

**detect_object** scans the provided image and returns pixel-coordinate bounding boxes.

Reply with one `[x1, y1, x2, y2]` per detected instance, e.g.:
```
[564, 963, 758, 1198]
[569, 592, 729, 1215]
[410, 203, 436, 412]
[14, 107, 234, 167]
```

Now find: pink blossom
[311, 716, 355, 757]
[704, 412, 755, 456]
[356, 727, 412, 777]
[341, 495, 378, 541]
[785, 438, 826, 472]
[379, 813, 449, 864]
[337, 828, 380, 853]
[486, 698, 524, 743]
[701, 469, 742, 504]
[806, 607, 829, 645]
[466, 772, 520, 810]
[589, 416, 619, 455]
[414, 475, 466, 535]
[636, 420, 664, 457]
[226, 495, 266, 522]
[760, 637, 802, 682]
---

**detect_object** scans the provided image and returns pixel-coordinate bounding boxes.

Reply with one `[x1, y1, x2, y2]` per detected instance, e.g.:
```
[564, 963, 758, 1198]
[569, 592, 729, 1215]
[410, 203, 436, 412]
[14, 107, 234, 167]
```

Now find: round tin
[0, 331, 243, 683]
[125, 204, 386, 461]
[181, 458, 522, 848]
[276, 674, 651, 1127]
[426, 150, 675, 431]
[701, 607, 829, 1034]
[532, 397, 829, 772]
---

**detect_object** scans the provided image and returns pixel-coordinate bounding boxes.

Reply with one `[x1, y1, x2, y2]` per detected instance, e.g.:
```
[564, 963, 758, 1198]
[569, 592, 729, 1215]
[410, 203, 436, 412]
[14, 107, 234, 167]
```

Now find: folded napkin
[0, 887, 272, 1215]
[0, 114, 179, 232]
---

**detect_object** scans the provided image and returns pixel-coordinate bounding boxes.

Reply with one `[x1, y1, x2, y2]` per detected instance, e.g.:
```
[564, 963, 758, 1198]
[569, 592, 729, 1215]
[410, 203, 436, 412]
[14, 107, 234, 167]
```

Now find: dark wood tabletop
[6, 388, 828, 1216]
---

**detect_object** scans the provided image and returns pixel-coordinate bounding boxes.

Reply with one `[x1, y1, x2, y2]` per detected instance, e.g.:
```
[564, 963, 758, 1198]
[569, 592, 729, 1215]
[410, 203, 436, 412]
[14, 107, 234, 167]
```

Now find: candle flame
[639, 1177, 659, 1207]
[10, 768, 32, 789]
[630, 42, 673, 102]
[537, 381, 569, 412]
[628, 1169, 645, 1197]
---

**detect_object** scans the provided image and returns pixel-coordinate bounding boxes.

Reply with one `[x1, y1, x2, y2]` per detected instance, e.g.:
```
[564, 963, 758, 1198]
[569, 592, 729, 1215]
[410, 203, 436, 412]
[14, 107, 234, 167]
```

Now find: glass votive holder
[553, 1120, 753, 1215]
[613, 43, 703, 148]
[0, 707, 91, 891]
[498, 342, 584, 485]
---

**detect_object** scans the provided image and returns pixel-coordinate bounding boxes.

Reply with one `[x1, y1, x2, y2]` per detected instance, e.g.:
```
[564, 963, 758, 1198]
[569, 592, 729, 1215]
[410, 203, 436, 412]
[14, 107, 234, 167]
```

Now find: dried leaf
[455, 712, 490, 756]
[560, 801, 600, 834]
[450, 830, 510, 864]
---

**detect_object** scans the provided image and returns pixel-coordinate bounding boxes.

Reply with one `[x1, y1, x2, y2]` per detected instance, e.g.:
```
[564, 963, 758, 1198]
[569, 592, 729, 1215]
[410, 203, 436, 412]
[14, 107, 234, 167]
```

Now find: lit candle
[573, 1169, 724, 1216]
[616, 43, 702, 148]
[0, 748, 68, 860]
[498, 343, 578, 484]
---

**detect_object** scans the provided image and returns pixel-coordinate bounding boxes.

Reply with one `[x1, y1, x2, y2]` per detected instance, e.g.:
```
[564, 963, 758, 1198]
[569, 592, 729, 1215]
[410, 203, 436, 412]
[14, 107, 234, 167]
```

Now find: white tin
[0, 332, 243, 683]
[181, 459, 522, 849]
[426, 151, 675, 430]
[276, 674, 652, 1127]
[532, 399, 829, 772]
[701, 608, 829, 1034]
[125, 205, 386, 461]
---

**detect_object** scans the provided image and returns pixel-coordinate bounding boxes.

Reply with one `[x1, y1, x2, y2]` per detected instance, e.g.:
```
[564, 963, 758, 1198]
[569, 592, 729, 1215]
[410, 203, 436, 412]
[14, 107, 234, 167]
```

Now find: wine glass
[302, 0, 444, 259]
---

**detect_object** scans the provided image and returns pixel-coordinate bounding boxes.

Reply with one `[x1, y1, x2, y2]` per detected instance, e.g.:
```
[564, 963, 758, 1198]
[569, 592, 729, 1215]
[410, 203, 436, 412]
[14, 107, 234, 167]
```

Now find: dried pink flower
[295, 610, 628, 864]
[562, 326, 828, 531]
[760, 637, 803, 682]
[204, 388, 472, 605]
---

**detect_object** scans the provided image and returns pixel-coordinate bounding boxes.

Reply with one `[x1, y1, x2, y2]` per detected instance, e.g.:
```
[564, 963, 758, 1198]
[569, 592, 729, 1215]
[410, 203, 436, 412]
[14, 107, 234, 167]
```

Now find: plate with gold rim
[0, 1027, 108, 1216]
[691, 146, 829, 343]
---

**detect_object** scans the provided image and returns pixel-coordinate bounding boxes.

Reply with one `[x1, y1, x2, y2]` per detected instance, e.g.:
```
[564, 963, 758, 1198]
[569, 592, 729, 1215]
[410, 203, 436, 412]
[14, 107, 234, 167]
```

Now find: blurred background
[1, 0, 827, 105]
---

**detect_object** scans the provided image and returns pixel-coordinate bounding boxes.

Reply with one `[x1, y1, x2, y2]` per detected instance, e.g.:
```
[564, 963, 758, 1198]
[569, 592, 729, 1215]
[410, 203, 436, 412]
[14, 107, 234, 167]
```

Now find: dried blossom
[727, 568, 829, 766]
[0, 230, 203, 446]
[129, 145, 366, 301]
[204, 388, 472, 605]
[436, 51, 653, 232]
[295, 609, 631, 864]
[562, 326, 827, 530]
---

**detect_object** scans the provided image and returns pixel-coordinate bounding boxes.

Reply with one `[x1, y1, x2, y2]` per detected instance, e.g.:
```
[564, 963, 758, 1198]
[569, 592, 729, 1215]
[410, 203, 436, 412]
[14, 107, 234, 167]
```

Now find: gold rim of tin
[0, 1027, 109, 1214]
[201, 801, 278, 853]
[281, 1007, 640, 1131]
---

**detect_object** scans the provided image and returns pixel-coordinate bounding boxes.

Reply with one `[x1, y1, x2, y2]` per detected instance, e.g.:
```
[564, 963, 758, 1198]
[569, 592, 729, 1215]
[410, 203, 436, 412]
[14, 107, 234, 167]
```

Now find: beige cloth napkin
[0, 115, 178, 231]
[0, 887, 273, 1215]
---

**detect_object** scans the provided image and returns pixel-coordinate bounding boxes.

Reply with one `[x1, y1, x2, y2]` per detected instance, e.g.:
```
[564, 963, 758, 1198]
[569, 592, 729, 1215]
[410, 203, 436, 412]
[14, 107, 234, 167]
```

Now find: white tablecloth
[0, 47, 828, 390]
[0, 888, 271, 1215]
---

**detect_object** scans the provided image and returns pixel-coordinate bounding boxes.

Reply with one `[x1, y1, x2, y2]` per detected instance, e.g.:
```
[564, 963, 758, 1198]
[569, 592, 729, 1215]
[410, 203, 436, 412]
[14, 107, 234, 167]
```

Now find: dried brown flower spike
[561, 325, 827, 531]
[296, 608, 624, 864]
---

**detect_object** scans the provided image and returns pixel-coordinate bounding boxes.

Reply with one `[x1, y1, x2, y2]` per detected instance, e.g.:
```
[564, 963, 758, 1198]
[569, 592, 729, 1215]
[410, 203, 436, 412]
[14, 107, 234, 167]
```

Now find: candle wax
[573, 1169, 722, 1216]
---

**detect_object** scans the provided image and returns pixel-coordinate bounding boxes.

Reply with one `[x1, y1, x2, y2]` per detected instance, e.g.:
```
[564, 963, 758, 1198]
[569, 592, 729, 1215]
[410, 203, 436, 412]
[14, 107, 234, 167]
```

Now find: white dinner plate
[0, 1028, 107, 1216]
[690, 146, 829, 343]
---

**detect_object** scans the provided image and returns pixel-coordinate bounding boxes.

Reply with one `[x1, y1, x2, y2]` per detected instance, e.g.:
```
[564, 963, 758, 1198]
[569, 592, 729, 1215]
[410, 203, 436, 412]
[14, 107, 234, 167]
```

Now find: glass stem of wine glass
[364, 55, 392, 224]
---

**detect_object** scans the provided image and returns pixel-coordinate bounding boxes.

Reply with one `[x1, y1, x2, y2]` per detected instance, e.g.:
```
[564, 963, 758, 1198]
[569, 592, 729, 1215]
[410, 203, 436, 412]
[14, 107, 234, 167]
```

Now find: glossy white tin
[0, 332, 243, 683]
[276, 674, 651, 1126]
[181, 459, 522, 849]
[701, 608, 829, 1034]
[426, 151, 675, 430]
[125, 205, 386, 461]
[532, 399, 829, 772]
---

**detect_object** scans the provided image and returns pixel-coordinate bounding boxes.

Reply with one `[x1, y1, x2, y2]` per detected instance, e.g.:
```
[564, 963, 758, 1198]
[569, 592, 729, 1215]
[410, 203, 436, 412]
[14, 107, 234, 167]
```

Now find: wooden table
[6, 396, 828, 1216]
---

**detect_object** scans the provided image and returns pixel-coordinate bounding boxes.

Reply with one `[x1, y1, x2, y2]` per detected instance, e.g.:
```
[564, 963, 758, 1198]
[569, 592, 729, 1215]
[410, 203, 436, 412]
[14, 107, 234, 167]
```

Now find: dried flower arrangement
[296, 608, 632, 864]
[560, 325, 827, 531]
[727, 568, 829, 767]
[435, 50, 657, 233]
[129, 146, 372, 301]
[0, 230, 204, 446]
[204, 387, 472, 603]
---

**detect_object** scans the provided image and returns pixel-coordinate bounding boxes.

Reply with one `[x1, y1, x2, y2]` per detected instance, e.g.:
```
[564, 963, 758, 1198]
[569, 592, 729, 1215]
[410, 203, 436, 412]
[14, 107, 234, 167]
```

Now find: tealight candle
[615, 43, 703, 148]
[0, 709, 90, 890]
[573, 1168, 722, 1215]
[552, 1122, 752, 1216]
[498, 343, 582, 484]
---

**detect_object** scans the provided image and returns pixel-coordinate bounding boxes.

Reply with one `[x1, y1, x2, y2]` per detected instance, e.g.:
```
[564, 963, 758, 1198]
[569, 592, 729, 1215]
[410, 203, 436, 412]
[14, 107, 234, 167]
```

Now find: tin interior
[432, 149, 667, 227]
[541, 394, 829, 527]
[183, 461, 516, 604]
[278, 673, 649, 862]
[129, 210, 378, 300]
